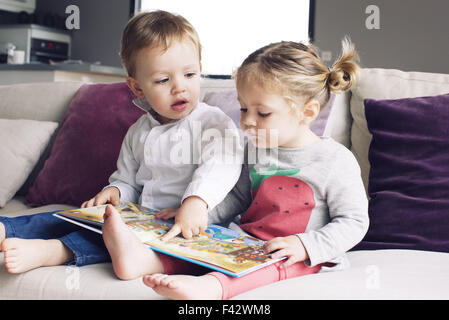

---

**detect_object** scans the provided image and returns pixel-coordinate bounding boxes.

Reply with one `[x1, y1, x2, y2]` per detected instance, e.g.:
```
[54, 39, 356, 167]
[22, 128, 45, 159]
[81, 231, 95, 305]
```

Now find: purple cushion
[311, 94, 335, 136]
[354, 93, 449, 252]
[202, 90, 335, 136]
[203, 90, 241, 128]
[26, 82, 144, 207]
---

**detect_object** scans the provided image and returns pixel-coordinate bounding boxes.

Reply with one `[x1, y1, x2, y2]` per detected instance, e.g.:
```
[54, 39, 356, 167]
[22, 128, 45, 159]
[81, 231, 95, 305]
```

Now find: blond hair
[120, 10, 202, 77]
[235, 37, 360, 109]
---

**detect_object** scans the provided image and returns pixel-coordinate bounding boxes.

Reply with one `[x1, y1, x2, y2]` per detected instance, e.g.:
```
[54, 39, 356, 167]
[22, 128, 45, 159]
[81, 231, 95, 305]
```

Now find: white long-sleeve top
[106, 98, 244, 211]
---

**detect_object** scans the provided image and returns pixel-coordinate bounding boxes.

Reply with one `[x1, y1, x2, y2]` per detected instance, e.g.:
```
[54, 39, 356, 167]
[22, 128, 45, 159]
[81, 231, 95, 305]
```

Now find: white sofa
[1, 69, 449, 300]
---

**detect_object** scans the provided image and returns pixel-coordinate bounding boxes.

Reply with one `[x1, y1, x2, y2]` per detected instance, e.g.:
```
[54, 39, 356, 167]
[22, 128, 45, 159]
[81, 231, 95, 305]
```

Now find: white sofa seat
[236, 250, 449, 300]
[2, 248, 448, 300]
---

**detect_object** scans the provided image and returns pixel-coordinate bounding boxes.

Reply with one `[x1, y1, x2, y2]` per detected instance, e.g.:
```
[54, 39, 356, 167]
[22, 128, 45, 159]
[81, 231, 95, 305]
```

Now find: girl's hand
[81, 187, 120, 208]
[263, 235, 309, 268]
[160, 196, 208, 242]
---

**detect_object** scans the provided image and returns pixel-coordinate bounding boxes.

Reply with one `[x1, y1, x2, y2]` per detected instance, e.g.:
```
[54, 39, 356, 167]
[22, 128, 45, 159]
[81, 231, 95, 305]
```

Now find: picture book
[52, 201, 285, 277]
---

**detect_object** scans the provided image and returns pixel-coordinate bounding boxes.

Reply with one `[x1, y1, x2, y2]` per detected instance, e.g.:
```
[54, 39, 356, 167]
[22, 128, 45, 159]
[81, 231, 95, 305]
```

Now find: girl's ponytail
[235, 36, 360, 111]
[327, 37, 360, 94]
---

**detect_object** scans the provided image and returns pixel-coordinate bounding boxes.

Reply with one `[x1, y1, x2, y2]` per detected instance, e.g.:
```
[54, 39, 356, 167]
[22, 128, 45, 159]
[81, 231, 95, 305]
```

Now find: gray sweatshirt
[209, 137, 369, 269]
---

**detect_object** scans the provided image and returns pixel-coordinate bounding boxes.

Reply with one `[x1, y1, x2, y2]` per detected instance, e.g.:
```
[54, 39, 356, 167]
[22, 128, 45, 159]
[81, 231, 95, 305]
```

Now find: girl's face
[237, 81, 305, 148]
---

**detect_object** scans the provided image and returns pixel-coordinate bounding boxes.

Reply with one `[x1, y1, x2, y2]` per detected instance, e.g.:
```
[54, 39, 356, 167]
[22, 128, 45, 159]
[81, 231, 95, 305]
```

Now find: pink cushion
[25, 82, 144, 207]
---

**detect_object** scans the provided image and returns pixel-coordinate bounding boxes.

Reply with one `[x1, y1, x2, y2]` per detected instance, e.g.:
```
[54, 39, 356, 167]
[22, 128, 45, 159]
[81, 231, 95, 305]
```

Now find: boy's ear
[126, 77, 145, 98]
[300, 99, 320, 125]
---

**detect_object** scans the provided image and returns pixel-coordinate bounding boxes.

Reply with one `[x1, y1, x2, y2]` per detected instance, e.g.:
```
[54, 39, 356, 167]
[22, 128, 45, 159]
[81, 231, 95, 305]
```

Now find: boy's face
[127, 40, 201, 124]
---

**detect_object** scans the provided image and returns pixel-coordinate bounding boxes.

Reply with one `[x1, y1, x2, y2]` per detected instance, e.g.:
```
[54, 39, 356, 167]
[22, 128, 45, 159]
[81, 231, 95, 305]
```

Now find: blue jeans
[0, 211, 111, 266]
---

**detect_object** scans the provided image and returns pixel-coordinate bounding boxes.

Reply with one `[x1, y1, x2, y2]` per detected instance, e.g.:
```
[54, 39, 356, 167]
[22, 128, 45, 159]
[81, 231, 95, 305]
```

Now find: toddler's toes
[143, 274, 168, 288]
[160, 275, 178, 289]
[152, 273, 168, 285]
[143, 275, 156, 288]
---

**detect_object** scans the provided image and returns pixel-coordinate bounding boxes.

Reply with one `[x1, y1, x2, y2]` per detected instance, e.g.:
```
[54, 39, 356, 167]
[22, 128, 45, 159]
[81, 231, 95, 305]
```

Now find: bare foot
[0, 222, 5, 251]
[1, 238, 73, 273]
[143, 274, 223, 300]
[102, 205, 164, 280]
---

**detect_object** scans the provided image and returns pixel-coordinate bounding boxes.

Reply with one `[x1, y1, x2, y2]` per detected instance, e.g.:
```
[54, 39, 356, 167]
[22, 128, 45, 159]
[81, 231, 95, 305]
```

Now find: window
[138, 0, 312, 77]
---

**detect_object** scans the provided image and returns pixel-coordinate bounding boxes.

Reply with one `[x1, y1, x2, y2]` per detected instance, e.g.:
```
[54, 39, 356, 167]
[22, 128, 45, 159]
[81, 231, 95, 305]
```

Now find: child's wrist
[106, 186, 121, 197]
[183, 195, 208, 209]
[294, 234, 309, 261]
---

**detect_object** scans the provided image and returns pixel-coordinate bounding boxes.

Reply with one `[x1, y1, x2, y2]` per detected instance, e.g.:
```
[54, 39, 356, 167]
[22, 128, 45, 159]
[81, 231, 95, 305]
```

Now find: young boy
[0, 10, 243, 278]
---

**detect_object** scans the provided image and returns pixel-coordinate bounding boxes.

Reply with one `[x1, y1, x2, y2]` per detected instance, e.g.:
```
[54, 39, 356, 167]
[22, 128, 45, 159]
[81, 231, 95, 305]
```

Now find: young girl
[141, 38, 370, 299]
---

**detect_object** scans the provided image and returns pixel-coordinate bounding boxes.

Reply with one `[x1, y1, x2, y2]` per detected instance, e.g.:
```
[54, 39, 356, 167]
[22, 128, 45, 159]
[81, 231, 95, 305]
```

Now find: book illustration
[55, 202, 284, 277]
[124, 216, 272, 272]
[61, 202, 153, 222]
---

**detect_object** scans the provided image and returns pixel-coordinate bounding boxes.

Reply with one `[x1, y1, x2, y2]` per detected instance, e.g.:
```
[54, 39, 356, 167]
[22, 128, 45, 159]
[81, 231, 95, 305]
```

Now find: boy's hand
[160, 196, 208, 242]
[263, 235, 309, 268]
[81, 187, 120, 208]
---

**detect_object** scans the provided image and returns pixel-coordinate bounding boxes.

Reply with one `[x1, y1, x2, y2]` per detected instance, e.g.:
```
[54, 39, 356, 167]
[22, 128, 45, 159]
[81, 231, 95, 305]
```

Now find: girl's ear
[300, 99, 320, 125]
[126, 77, 145, 98]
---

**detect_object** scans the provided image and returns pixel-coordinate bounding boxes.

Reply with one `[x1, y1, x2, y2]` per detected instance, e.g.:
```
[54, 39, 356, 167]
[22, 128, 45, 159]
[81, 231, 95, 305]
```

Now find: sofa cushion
[0, 196, 29, 216]
[0, 119, 58, 208]
[0, 82, 85, 196]
[354, 93, 449, 252]
[235, 249, 449, 299]
[0, 255, 162, 299]
[2, 247, 448, 299]
[25, 82, 144, 207]
[350, 68, 449, 191]
[202, 90, 241, 128]
[311, 93, 335, 136]
[0, 82, 84, 123]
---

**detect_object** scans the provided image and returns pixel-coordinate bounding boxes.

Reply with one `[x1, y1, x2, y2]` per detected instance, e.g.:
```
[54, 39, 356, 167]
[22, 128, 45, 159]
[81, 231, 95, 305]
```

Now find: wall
[36, 0, 131, 68]
[5, 1, 448, 73]
[313, 0, 449, 74]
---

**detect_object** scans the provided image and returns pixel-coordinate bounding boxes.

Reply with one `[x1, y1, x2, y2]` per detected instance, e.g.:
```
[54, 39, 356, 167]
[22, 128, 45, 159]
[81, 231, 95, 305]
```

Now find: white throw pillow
[350, 68, 449, 191]
[0, 119, 58, 207]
